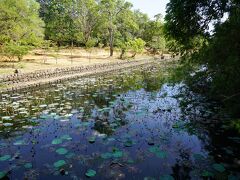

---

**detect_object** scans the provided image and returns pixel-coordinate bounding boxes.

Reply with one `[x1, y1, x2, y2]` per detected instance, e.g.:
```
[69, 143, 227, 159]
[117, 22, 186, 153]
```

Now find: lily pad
[124, 140, 133, 147]
[0, 155, 11, 161]
[13, 140, 26, 146]
[212, 163, 225, 172]
[101, 152, 112, 159]
[156, 151, 167, 159]
[112, 150, 123, 158]
[53, 160, 66, 168]
[144, 177, 156, 180]
[2, 116, 11, 121]
[65, 152, 75, 159]
[60, 135, 72, 141]
[24, 163, 33, 169]
[88, 136, 96, 144]
[148, 146, 160, 153]
[201, 170, 214, 177]
[56, 148, 68, 155]
[3, 123, 13, 127]
[0, 171, 7, 179]
[51, 138, 63, 145]
[85, 169, 96, 177]
[159, 175, 174, 180]
[193, 153, 204, 160]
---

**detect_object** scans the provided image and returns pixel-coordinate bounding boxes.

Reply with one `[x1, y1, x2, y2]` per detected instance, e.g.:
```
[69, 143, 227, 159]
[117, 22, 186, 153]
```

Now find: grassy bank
[0, 48, 157, 76]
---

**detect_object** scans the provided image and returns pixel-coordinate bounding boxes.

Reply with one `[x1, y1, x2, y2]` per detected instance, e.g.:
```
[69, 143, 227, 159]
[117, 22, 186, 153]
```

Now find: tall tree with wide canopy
[0, 0, 44, 45]
[99, 0, 133, 56]
[165, 0, 240, 116]
[0, 0, 44, 61]
[38, 0, 77, 46]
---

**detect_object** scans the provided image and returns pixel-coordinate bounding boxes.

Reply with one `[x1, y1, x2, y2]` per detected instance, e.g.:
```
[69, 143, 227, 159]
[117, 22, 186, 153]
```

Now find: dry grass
[0, 48, 151, 76]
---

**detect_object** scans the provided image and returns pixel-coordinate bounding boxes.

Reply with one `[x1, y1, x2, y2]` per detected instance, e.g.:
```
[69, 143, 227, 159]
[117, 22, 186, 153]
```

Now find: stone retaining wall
[0, 58, 156, 94]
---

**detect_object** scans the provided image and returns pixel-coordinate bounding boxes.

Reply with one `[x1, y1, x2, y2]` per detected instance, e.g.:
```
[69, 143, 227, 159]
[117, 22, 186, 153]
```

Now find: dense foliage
[0, 0, 167, 59]
[36, 0, 166, 57]
[0, 0, 44, 61]
[165, 0, 240, 116]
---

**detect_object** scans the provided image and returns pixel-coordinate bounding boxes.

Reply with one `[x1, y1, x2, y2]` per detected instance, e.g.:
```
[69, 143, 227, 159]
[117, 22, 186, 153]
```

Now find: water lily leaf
[107, 137, 115, 142]
[82, 122, 91, 127]
[39, 104, 47, 108]
[56, 148, 68, 155]
[2, 116, 11, 121]
[0, 171, 7, 179]
[148, 146, 159, 153]
[144, 177, 156, 180]
[85, 169, 96, 177]
[201, 170, 214, 177]
[88, 137, 96, 144]
[124, 140, 133, 147]
[159, 175, 174, 180]
[51, 139, 63, 145]
[101, 152, 112, 159]
[212, 163, 225, 172]
[228, 175, 239, 180]
[193, 153, 204, 160]
[53, 160, 66, 168]
[65, 152, 75, 159]
[0, 155, 11, 161]
[24, 163, 32, 169]
[13, 140, 26, 146]
[127, 159, 134, 164]
[156, 151, 167, 159]
[3, 123, 13, 127]
[60, 135, 72, 141]
[112, 150, 123, 158]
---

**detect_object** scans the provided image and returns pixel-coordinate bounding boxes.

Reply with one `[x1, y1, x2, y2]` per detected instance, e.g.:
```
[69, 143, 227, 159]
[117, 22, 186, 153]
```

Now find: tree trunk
[71, 41, 73, 64]
[109, 28, 114, 56]
[132, 52, 136, 58]
[120, 49, 125, 59]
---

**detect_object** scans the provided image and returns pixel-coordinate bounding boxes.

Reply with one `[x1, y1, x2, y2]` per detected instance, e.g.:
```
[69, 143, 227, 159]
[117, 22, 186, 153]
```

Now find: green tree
[143, 15, 166, 54]
[74, 0, 101, 46]
[99, 0, 133, 56]
[0, 0, 44, 61]
[38, 0, 77, 46]
[165, 0, 240, 116]
[1, 43, 30, 61]
[129, 38, 146, 58]
[115, 7, 139, 59]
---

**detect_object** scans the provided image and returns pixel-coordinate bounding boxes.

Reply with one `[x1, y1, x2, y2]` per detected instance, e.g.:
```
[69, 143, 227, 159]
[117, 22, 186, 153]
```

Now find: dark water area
[0, 65, 239, 179]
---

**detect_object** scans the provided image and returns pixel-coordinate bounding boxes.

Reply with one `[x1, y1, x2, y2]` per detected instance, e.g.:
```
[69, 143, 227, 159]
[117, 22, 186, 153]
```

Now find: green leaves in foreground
[85, 169, 96, 177]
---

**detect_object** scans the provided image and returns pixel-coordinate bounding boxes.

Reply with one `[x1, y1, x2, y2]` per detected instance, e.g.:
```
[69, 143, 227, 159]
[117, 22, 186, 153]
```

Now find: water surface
[0, 65, 239, 179]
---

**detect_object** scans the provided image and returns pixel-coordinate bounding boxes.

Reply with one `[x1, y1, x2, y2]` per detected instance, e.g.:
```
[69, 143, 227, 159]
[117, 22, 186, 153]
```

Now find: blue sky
[127, 0, 170, 18]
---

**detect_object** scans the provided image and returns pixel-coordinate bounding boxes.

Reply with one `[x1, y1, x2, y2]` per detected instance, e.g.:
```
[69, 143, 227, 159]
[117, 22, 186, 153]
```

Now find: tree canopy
[165, 0, 240, 116]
